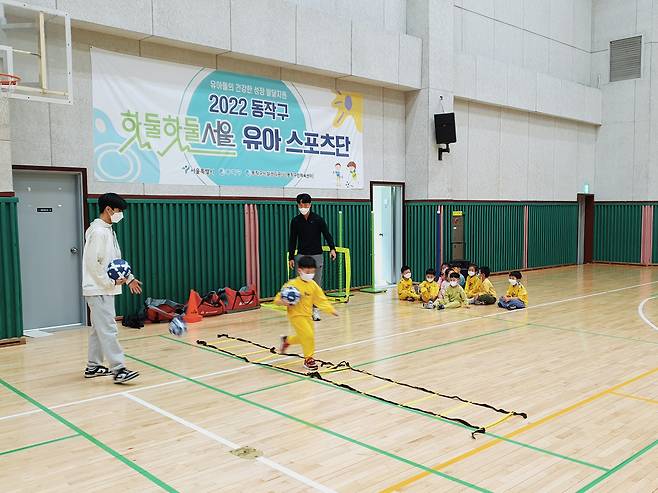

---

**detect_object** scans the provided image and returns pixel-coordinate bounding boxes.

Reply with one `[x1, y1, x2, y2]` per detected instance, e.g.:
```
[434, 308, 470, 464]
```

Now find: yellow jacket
[478, 278, 497, 298]
[398, 277, 414, 294]
[505, 283, 528, 305]
[464, 275, 482, 297]
[275, 277, 336, 318]
[419, 280, 440, 300]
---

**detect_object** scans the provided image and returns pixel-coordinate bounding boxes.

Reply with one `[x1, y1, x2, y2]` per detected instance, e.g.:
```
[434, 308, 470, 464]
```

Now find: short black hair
[401, 265, 411, 273]
[468, 264, 478, 270]
[449, 272, 460, 280]
[480, 266, 491, 277]
[509, 270, 522, 279]
[296, 193, 312, 204]
[298, 256, 317, 269]
[98, 193, 128, 212]
[425, 268, 436, 276]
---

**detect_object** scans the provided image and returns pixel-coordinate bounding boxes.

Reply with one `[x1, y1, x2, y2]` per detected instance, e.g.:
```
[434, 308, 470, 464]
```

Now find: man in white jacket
[82, 193, 142, 384]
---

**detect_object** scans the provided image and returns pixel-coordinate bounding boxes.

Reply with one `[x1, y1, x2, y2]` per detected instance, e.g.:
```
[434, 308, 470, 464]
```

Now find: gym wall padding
[0, 197, 23, 340]
[594, 203, 643, 264]
[405, 203, 438, 277]
[88, 199, 246, 316]
[527, 203, 578, 268]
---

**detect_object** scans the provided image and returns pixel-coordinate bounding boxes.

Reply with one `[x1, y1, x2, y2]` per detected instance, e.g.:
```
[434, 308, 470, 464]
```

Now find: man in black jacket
[288, 193, 337, 320]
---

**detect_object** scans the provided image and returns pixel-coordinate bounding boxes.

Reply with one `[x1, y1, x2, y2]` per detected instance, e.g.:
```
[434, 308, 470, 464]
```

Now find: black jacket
[288, 212, 336, 260]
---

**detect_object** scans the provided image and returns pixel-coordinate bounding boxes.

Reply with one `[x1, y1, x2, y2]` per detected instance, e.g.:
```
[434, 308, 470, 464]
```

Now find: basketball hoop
[0, 73, 20, 98]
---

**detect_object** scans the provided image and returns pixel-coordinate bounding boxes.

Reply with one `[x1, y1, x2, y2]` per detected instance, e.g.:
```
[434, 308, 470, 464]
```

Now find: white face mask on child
[111, 211, 124, 223]
[426, 277, 434, 283]
[299, 208, 310, 215]
[509, 279, 517, 285]
[468, 271, 475, 277]
[403, 273, 412, 279]
[300, 272, 315, 281]
[449, 280, 458, 287]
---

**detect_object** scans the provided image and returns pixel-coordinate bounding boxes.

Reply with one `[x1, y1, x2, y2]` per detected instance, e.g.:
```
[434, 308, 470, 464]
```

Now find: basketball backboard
[0, 1, 72, 104]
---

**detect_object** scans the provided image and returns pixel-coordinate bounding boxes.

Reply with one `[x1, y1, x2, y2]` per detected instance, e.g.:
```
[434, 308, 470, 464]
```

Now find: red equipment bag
[222, 285, 260, 313]
[198, 291, 226, 317]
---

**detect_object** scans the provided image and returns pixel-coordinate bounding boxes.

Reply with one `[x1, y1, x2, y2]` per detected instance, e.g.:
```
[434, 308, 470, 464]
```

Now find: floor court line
[610, 391, 658, 406]
[378, 365, 658, 492]
[123, 393, 337, 493]
[124, 353, 492, 493]
[0, 433, 79, 457]
[0, 377, 178, 493]
[638, 296, 658, 332]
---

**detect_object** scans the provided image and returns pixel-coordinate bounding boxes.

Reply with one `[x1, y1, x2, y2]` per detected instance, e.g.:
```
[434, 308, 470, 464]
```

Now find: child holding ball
[275, 255, 337, 371]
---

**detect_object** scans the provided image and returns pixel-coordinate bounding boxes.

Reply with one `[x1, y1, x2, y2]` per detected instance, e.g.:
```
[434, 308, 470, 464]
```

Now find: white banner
[91, 49, 364, 189]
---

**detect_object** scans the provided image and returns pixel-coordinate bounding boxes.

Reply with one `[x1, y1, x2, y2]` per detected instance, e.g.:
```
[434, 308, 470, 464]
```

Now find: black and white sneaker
[84, 366, 111, 378]
[113, 368, 140, 384]
[312, 308, 321, 321]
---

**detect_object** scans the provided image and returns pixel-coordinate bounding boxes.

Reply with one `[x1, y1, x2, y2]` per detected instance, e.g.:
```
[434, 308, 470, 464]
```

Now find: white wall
[8, 28, 407, 200]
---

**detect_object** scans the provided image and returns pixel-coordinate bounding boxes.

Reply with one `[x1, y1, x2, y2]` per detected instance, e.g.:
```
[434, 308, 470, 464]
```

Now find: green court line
[119, 334, 163, 342]
[238, 378, 305, 396]
[518, 320, 658, 346]
[0, 433, 78, 457]
[0, 378, 179, 493]
[575, 439, 658, 492]
[125, 353, 492, 493]
[159, 335, 609, 472]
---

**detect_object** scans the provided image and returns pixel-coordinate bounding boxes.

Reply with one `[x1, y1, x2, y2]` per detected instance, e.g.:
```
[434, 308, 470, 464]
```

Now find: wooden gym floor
[1, 264, 657, 492]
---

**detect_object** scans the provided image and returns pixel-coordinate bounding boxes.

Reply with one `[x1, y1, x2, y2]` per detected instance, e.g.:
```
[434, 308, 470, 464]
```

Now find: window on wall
[609, 36, 642, 82]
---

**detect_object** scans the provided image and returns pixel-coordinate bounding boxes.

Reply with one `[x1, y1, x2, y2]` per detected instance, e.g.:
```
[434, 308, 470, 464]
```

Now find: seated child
[451, 264, 466, 287]
[398, 265, 419, 301]
[436, 272, 468, 309]
[419, 268, 440, 307]
[464, 264, 482, 303]
[498, 270, 528, 310]
[473, 266, 497, 305]
[439, 265, 450, 298]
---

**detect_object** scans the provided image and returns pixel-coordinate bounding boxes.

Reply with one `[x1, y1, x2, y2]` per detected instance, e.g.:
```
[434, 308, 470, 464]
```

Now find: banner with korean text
[91, 49, 363, 189]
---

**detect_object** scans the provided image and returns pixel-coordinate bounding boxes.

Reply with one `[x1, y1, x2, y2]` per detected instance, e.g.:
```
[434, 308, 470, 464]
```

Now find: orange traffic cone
[183, 289, 203, 323]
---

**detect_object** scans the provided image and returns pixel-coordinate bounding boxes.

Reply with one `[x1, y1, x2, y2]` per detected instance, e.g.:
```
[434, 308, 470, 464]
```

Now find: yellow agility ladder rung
[276, 358, 304, 368]
[368, 382, 397, 393]
[252, 353, 282, 364]
[318, 366, 350, 375]
[237, 348, 273, 357]
[336, 375, 371, 385]
[483, 412, 515, 431]
[439, 401, 471, 415]
[402, 393, 441, 407]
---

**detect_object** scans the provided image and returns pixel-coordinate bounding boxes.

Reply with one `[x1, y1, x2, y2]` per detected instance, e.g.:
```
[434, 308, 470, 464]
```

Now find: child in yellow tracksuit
[276, 256, 337, 371]
[464, 264, 482, 303]
[436, 272, 468, 309]
[419, 268, 440, 307]
[398, 265, 420, 301]
[473, 266, 497, 305]
[498, 270, 528, 310]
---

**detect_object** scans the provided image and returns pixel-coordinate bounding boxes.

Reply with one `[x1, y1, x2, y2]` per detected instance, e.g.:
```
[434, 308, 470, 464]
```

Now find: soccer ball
[106, 259, 132, 281]
[169, 316, 187, 337]
[280, 285, 301, 305]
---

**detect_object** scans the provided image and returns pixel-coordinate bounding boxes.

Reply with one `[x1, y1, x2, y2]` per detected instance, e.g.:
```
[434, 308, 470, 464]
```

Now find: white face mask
[299, 207, 310, 215]
[426, 277, 435, 283]
[300, 272, 315, 281]
[449, 280, 458, 287]
[509, 279, 517, 285]
[403, 272, 412, 279]
[110, 211, 124, 224]
[468, 271, 476, 277]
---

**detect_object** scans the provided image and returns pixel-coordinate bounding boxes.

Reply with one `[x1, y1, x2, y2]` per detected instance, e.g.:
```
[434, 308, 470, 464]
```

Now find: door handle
[70, 247, 79, 254]
[378, 233, 384, 236]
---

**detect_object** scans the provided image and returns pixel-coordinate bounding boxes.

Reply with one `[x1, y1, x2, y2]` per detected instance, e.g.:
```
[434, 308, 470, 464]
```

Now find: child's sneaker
[279, 335, 290, 354]
[508, 305, 517, 310]
[303, 358, 319, 371]
[423, 301, 434, 309]
[437, 304, 445, 310]
[312, 308, 321, 321]
[84, 365, 111, 378]
[113, 368, 140, 384]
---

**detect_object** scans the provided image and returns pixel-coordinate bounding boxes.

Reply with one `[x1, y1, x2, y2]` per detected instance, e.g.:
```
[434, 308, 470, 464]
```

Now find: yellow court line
[611, 391, 658, 405]
[403, 394, 440, 407]
[379, 366, 658, 493]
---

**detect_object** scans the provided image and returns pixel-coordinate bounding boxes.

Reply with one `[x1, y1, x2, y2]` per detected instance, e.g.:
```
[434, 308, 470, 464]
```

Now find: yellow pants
[399, 289, 419, 301]
[287, 316, 315, 358]
[421, 292, 437, 303]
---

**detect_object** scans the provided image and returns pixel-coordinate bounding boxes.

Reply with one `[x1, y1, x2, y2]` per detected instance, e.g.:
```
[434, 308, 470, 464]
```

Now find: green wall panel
[594, 203, 642, 263]
[0, 198, 23, 340]
[527, 204, 578, 268]
[441, 203, 524, 273]
[405, 203, 439, 276]
[88, 199, 246, 316]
